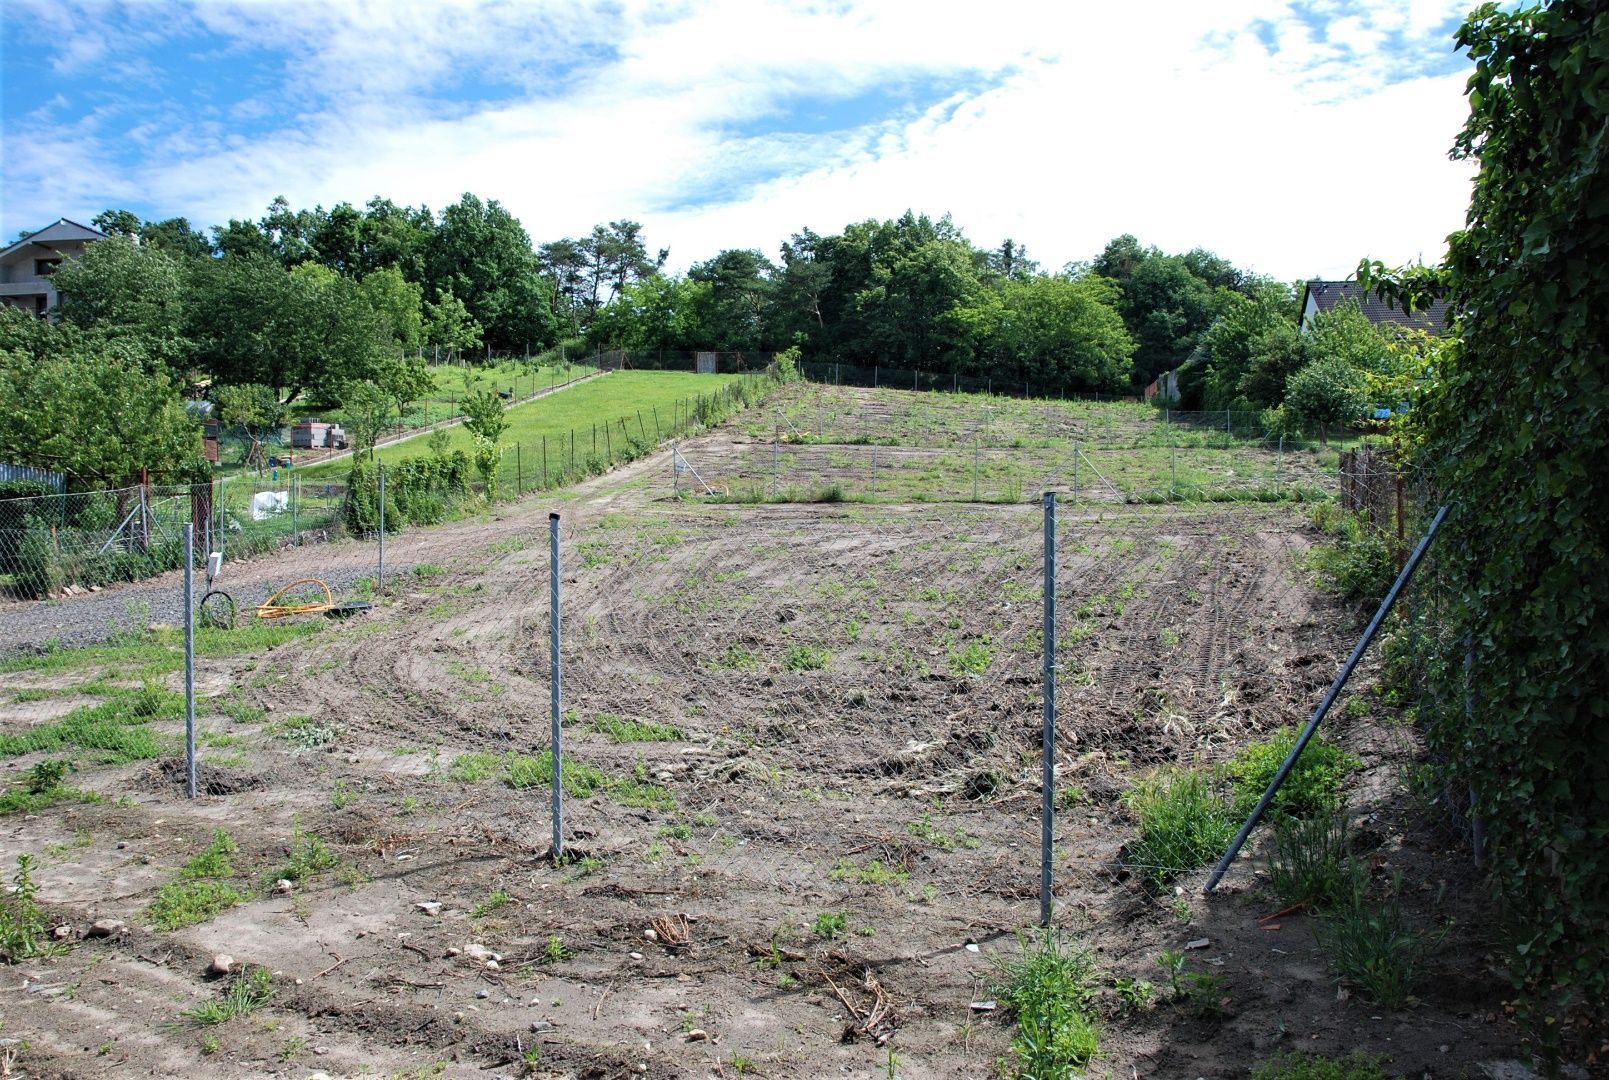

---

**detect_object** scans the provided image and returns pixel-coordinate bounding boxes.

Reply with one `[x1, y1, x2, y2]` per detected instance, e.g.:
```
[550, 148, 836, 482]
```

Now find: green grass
[0, 622, 324, 679]
[0, 685, 185, 763]
[0, 760, 101, 816]
[783, 644, 830, 672]
[1252, 1053, 1399, 1080]
[1124, 768, 1237, 889]
[181, 967, 275, 1026]
[449, 750, 675, 810]
[592, 713, 682, 743]
[302, 371, 747, 478]
[148, 830, 244, 931]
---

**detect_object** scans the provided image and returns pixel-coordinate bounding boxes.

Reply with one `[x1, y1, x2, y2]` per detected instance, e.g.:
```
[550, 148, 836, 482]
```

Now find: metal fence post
[773, 423, 780, 488]
[292, 476, 300, 546]
[549, 513, 565, 858]
[183, 523, 197, 800]
[517, 444, 523, 495]
[1041, 491, 1057, 926]
[1205, 505, 1450, 891]
[377, 465, 386, 593]
[973, 439, 980, 501]
[1277, 435, 1284, 486]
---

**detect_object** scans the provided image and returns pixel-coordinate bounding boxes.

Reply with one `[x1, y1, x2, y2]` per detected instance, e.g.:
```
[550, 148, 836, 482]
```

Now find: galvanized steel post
[549, 513, 565, 858]
[1040, 492, 1057, 926]
[183, 524, 197, 800]
[377, 465, 386, 593]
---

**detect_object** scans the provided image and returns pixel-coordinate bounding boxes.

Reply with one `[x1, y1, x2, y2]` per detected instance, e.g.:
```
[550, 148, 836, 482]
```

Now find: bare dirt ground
[0, 389, 1531, 1079]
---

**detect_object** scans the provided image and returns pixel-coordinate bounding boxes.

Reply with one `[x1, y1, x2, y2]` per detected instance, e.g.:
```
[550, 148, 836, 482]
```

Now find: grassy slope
[302, 371, 742, 477]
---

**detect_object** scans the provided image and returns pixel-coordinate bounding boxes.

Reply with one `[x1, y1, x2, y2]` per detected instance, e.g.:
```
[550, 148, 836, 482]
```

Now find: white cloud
[1, 0, 1475, 277]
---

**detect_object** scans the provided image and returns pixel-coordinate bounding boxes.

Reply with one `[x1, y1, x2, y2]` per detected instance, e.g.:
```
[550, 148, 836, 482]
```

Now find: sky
[0, 0, 1478, 281]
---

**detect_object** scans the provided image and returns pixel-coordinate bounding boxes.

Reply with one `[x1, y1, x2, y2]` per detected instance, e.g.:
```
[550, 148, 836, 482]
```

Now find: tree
[423, 285, 482, 355]
[212, 383, 286, 472]
[1283, 356, 1365, 445]
[537, 237, 590, 333]
[1199, 281, 1300, 408]
[425, 193, 557, 351]
[375, 357, 435, 422]
[312, 201, 364, 275]
[49, 236, 189, 371]
[0, 311, 201, 486]
[359, 268, 424, 350]
[1361, 0, 1609, 1035]
[589, 275, 710, 354]
[139, 217, 213, 260]
[460, 389, 508, 495]
[211, 218, 274, 260]
[340, 380, 392, 461]
[689, 249, 775, 350]
[359, 197, 433, 279]
[188, 255, 384, 404]
[91, 209, 141, 238]
[260, 195, 320, 267]
[956, 274, 1134, 391]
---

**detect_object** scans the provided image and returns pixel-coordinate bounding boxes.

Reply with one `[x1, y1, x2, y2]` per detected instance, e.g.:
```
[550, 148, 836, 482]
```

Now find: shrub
[1224, 727, 1358, 819]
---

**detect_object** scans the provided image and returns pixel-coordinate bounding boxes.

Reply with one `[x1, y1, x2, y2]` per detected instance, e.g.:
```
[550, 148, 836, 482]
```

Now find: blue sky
[1, 0, 1476, 279]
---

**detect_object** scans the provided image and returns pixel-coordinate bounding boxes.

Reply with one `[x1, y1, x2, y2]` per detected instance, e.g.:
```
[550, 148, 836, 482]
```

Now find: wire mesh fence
[667, 381, 1358, 506]
[508, 494, 1364, 935]
[0, 475, 349, 602]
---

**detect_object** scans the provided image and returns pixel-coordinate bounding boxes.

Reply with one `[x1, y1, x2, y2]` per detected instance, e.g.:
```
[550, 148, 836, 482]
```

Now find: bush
[13, 516, 62, 598]
[1307, 503, 1395, 606]
[1224, 726, 1359, 819]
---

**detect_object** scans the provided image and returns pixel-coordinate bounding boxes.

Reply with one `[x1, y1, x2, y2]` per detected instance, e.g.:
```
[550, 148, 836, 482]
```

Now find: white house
[0, 219, 107, 317]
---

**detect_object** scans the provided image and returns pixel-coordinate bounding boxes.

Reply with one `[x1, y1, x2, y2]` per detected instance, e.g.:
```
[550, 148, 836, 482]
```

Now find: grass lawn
[301, 370, 745, 477]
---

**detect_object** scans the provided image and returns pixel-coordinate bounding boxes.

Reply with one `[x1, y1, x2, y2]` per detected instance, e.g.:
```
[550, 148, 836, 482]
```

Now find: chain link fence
[666, 381, 1357, 506]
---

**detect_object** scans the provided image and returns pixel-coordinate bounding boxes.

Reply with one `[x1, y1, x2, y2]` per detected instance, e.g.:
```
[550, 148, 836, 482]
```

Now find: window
[34, 258, 60, 276]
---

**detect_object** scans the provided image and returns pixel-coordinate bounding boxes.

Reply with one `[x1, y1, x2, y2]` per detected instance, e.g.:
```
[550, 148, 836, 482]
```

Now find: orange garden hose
[255, 578, 336, 620]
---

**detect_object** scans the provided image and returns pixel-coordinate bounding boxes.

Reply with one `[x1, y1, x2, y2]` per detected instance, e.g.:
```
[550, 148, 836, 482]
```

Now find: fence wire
[487, 494, 1361, 942]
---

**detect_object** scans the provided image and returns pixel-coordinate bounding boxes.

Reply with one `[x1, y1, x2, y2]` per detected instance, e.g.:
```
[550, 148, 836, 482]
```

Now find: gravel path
[0, 539, 390, 658]
[0, 436, 678, 659]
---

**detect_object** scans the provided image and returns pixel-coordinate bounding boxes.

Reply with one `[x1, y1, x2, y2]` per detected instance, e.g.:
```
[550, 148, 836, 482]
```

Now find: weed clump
[1124, 768, 1236, 888]
[1, 854, 66, 962]
[1252, 1052, 1399, 1080]
[1225, 726, 1358, 818]
[148, 830, 244, 931]
[1315, 868, 1444, 1008]
[182, 967, 275, 1025]
[990, 928, 1101, 1077]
